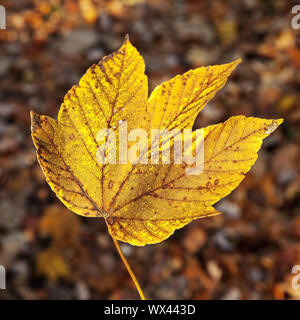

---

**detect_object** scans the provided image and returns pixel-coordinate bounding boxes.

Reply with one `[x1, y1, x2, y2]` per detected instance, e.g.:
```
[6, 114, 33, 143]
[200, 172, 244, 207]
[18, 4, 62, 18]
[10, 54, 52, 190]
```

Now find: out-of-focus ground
[0, 0, 300, 300]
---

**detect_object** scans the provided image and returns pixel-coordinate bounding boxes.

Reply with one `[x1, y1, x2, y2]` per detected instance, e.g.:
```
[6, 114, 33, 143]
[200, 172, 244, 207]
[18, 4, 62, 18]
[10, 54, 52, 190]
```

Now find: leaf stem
[111, 235, 146, 300]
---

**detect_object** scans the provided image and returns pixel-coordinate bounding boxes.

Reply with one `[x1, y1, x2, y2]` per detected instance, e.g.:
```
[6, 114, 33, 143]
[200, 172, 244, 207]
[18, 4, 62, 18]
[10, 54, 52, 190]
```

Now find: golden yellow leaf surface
[31, 37, 283, 246]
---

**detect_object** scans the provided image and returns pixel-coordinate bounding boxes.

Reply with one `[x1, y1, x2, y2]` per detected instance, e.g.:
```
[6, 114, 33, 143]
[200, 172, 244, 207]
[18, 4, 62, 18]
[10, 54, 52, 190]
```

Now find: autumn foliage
[31, 37, 282, 250]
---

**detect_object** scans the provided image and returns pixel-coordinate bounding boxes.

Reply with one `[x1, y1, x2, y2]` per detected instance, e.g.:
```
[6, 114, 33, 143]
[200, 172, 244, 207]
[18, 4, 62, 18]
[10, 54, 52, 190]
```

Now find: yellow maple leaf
[30, 36, 283, 299]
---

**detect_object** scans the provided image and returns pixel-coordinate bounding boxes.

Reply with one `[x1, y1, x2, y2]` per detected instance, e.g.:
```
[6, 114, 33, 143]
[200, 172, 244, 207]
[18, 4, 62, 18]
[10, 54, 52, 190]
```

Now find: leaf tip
[30, 110, 40, 133]
[264, 118, 284, 135]
[230, 58, 242, 69]
[124, 33, 130, 43]
[122, 34, 132, 48]
[120, 33, 135, 51]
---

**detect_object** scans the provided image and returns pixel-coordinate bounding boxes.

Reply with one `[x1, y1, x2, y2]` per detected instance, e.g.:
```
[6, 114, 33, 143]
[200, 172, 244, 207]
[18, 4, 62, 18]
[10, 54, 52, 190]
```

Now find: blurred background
[0, 0, 300, 300]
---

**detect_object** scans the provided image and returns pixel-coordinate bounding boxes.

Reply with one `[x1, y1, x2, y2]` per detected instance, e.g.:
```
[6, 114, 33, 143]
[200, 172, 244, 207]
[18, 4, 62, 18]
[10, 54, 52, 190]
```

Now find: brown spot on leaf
[107, 217, 115, 225]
